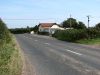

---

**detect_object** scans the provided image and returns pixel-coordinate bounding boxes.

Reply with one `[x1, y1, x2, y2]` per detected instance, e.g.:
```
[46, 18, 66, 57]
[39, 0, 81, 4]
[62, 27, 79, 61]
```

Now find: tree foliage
[62, 18, 86, 29]
[33, 25, 39, 32]
[9, 25, 38, 34]
[77, 21, 86, 29]
[95, 23, 100, 29]
[10, 27, 34, 34]
[62, 18, 78, 28]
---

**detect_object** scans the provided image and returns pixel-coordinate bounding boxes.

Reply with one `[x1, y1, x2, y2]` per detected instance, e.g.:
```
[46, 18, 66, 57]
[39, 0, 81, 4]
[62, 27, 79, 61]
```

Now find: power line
[2, 18, 63, 20]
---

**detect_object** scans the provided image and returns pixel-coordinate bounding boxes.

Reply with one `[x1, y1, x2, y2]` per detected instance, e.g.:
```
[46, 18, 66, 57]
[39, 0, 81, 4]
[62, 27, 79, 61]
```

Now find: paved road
[16, 34, 100, 75]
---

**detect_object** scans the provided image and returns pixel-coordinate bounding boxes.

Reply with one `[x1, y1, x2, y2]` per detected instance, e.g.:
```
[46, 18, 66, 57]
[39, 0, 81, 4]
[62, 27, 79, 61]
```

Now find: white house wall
[39, 24, 65, 34]
[39, 26, 50, 32]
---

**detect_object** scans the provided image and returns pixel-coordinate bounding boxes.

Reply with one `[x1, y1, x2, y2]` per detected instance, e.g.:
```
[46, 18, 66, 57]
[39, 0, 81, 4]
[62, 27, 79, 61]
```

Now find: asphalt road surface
[15, 34, 100, 75]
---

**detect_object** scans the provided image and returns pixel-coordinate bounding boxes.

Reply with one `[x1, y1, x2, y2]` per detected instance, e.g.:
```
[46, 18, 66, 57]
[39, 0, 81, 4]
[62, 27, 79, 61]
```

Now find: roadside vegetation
[52, 29, 87, 42]
[52, 18, 100, 45]
[9, 26, 38, 34]
[9, 17, 100, 46]
[0, 19, 22, 75]
[76, 38, 100, 45]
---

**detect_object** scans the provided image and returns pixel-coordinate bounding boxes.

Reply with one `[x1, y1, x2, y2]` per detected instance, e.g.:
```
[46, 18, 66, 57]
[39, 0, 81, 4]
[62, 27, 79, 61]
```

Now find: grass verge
[0, 35, 22, 75]
[76, 38, 100, 45]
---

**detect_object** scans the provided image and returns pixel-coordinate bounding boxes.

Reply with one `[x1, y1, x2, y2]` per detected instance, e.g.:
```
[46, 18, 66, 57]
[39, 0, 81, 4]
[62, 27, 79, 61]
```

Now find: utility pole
[87, 15, 90, 39]
[70, 14, 72, 28]
[87, 15, 90, 28]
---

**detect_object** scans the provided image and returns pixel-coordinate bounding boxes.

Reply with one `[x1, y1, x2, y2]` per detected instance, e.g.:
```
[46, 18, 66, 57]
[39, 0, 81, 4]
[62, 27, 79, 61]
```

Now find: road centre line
[23, 36, 39, 42]
[66, 49, 83, 56]
[34, 40, 38, 41]
[24, 36, 28, 38]
[43, 41, 82, 56]
[24, 35, 82, 56]
[44, 43, 50, 45]
[23, 35, 31, 39]
[23, 36, 26, 37]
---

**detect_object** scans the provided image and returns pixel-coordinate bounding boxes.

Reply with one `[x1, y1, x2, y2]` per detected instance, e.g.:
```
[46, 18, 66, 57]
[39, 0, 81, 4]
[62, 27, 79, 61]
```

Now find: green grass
[0, 36, 22, 75]
[0, 19, 22, 75]
[76, 38, 100, 45]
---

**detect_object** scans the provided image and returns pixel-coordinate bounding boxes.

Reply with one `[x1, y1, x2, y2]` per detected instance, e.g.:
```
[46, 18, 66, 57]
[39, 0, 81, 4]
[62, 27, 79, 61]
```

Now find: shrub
[53, 28, 100, 42]
[53, 29, 87, 42]
[0, 19, 22, 75]
[0, 19, 11, 43]
[88, 28, 100, 38]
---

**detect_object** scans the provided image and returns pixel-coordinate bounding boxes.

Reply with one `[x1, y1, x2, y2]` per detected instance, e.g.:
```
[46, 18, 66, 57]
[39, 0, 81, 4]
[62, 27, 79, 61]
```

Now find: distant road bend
[16, 34, 100, 75]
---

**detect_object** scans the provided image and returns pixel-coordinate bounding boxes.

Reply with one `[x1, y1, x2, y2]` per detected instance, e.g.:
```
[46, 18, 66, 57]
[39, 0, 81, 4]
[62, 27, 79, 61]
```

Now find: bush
[0, 19, 11, 43]
[88, 28, 100, 38]
[53, 29, 87, 42]
[53, 28, 100, 42]
[0, 19, 22, 75]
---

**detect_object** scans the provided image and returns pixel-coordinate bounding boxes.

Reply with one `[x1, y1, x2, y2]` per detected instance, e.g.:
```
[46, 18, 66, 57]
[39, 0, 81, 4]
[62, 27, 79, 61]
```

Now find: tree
[27, 26, 30, 33]
[95, 23, 100, 29]
[33, 25, 39, 33]
[77, 21, 86, 29]
[62, 18, 86, 29]
[62, 18, 78, 28]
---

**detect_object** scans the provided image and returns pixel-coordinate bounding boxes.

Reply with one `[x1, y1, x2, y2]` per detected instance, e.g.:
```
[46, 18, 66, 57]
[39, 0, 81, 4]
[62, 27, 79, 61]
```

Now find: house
[38, 23, 65, 34]
[50, 25, 65, 34]
[38, 23, 56, 33]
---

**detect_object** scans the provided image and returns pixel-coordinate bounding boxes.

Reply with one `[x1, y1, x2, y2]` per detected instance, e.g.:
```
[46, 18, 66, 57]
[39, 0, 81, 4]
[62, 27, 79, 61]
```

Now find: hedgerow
[0, 19, 11, 44]
[0, 19, 22, 75]
[52, 28, 100, 42]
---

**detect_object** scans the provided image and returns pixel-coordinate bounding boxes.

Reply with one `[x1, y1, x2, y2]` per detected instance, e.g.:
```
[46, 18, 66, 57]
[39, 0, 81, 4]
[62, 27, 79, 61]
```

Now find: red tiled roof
[39, 23, 56, 27]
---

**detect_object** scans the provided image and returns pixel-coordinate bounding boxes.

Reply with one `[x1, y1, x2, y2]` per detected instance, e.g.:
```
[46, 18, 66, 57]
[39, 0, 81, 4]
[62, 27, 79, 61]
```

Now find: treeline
[9, 27, 34, 34]
[10, 28, 30, 34]
[9, 25, 39, 34]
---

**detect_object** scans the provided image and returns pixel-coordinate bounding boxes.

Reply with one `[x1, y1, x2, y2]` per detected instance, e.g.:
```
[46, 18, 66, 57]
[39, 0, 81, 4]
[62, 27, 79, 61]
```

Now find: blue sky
[0, 0, 100, 28]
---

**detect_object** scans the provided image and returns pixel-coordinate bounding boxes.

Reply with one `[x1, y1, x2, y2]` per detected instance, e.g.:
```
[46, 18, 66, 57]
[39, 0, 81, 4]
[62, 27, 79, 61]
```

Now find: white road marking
[24, 36, 38, 42]
[85, 69, 91, 72]
[24, 36, 28, 38]
[66, 49, 83, 56]
[34, 40, 38, 41]
[44, 43, 50, 45]
[23, 36, 26, 38]
[24, 36, 32, 39]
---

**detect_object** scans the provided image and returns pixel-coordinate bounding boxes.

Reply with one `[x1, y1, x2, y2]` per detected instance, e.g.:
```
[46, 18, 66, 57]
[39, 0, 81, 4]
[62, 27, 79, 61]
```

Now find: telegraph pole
[70, 14, 72, 28]
[87, 15, 90, 28]
[87, 15, 90, 39]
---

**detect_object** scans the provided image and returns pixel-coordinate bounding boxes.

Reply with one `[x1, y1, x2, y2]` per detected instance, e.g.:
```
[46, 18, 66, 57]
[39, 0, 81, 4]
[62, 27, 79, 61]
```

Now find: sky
[0, 0, 100, 28]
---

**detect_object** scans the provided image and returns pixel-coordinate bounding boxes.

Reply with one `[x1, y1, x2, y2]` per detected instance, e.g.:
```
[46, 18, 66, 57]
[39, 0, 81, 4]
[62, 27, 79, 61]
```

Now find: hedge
[52, 28, 100, 42]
